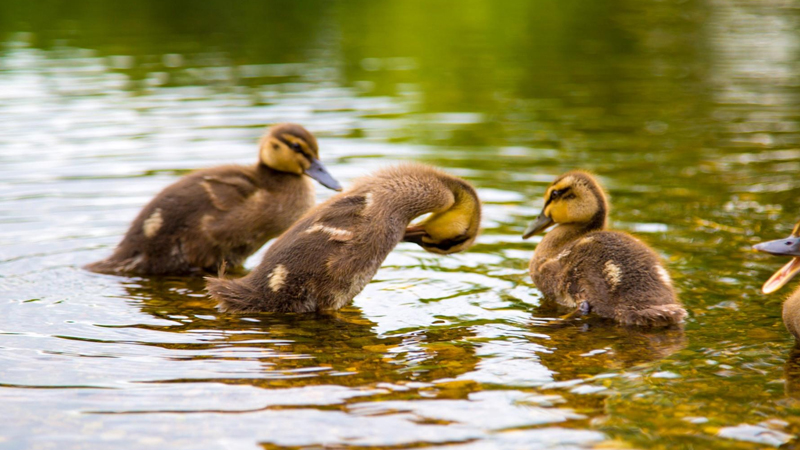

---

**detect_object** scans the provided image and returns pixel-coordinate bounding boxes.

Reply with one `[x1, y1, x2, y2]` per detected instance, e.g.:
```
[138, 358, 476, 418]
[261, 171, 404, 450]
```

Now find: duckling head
[259, 123, 342, 191]
[754, 221, 800, 294]
[522, 171, 607, 239]
[403, 180, 481, 255]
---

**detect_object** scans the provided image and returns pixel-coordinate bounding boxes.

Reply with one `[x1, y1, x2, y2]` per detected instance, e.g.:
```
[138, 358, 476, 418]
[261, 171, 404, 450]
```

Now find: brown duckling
[85, 123, 341, 276]
[207, 164, 481, 313]
[753, 221, 800, 342]
[522, 171, 686, 327]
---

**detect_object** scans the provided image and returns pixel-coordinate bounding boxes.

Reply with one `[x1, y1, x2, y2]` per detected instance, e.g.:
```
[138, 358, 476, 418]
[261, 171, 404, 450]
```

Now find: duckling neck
[537, 223, 599, 259]
[255, 162, 302, 180]
[365, 168, 466, 223]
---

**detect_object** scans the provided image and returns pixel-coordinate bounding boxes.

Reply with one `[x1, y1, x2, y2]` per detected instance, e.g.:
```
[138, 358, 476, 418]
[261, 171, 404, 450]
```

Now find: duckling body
[523, 171, 685, 327]
[207, 164, 481, 313]
[784, 293, 800, 341]
[86, 123, 341, 276]
[753, 222, 800, 342]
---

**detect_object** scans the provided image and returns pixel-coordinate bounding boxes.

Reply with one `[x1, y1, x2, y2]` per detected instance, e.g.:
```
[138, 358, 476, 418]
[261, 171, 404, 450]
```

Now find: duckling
[522, 171, 686, 327]
[753, 221, 800, 342]
[85, 123, 341, 276]
[207, 164, 481, 313]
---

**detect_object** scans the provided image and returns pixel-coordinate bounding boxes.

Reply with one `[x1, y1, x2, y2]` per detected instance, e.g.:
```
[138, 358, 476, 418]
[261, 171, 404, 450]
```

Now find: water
[2, 1, 800, 448]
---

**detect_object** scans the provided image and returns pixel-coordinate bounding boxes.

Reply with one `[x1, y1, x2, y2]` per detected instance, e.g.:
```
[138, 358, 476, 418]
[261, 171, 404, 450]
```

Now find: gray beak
[305, 159, 342, 191]
[754, 236, 800, 257]
[522, 212, 554, 240]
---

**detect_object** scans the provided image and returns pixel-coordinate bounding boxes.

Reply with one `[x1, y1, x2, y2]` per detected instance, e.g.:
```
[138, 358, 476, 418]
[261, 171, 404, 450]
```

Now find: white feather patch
[143, 209, 163, 238]
[656, 265, 672, 285]
[268, 265, 288, 292]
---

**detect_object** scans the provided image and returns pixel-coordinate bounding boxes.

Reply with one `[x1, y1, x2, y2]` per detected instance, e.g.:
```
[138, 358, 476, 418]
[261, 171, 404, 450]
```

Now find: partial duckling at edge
[85, 123, 341, 276]
[207, 164, 481, 313]
[522, 171, 686, 327]
[753, 221, 800, 342]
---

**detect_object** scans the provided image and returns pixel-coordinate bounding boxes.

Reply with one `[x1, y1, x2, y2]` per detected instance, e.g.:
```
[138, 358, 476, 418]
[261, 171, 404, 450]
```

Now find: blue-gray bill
[522, 213, 554, 240]
[305, 159, 342, 191]
[754, 236, 800, 294]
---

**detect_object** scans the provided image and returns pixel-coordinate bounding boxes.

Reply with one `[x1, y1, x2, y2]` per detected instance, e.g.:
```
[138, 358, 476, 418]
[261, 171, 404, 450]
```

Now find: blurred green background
[2, 1, 800, 449]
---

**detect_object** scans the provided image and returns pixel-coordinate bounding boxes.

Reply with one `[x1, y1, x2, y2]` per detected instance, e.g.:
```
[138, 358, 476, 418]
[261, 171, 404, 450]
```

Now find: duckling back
[85, 166, 314, 276]
[208, 190, 394, 312]
[531, 230, 684, 327]
[524, 171, 685, 327]
[208, 164, 482, 313]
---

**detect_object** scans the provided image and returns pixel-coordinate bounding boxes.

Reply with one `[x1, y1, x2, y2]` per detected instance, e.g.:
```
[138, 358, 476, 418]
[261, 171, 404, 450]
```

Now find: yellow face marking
[259, 136, 307, 174]
[268, 265, 288, 292]
[543, 177, 598, 224]
[419, 191, 476, 241]
[551, 177, 574, 192]
[142, 208, 163, 238]
[410, 183, 480, 255]
[281, 134, 313, 156]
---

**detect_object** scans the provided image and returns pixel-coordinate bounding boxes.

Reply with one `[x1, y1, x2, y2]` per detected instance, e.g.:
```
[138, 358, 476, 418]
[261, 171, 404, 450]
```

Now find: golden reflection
[119, 277, 480, 391]
[785, 347, 800, 399]
[534, 318, 686, 381]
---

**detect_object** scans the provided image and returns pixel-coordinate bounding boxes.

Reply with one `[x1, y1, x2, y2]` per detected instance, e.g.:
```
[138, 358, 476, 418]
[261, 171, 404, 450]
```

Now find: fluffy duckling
[85, 123, 341, 276]
[522, 171, 686, 327]
[207, 164, 481, 313]
[753, 221, 800, 342]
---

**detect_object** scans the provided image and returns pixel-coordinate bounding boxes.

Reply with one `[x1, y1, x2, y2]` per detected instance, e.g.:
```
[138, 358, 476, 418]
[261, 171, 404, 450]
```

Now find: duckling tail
[206, 276, 259, 313]
[618, 304, 687, 328]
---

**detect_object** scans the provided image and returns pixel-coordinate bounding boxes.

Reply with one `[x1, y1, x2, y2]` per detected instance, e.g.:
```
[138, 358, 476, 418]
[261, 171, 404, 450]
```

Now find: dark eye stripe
[281, 138, 312, 159]
[547, 187, 571, 205]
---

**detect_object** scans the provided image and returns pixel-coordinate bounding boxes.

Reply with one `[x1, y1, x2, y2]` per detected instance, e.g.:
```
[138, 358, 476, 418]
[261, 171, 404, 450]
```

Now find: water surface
[2, 1, 800, 449]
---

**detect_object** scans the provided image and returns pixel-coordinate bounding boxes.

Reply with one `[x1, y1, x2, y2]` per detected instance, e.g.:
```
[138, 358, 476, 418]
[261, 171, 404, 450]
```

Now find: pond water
[2, 1, 800, 449]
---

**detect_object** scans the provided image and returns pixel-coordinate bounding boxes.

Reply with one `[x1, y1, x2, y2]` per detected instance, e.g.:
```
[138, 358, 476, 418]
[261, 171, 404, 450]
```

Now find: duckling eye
[290, 142, 304, 153]
[550, 188, 572, 202]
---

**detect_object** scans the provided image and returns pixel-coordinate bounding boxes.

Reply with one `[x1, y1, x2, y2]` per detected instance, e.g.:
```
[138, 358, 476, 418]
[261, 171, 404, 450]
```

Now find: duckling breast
[784, 290, 800, 341]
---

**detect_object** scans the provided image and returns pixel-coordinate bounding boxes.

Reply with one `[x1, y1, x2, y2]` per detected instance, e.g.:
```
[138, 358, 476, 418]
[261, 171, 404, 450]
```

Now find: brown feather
[208, 164, 481, 313]
[85, 164, 314, 276]
[528, 171, 686, 327]
[85, 123, 328, 276]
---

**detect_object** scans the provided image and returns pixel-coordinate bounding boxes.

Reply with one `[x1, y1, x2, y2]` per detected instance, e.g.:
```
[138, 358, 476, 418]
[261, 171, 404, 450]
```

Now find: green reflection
[2, 0, 800, 448]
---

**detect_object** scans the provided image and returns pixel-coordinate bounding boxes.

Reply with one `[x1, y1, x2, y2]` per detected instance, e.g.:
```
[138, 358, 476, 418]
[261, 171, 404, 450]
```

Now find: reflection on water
[3, 0, 800, 448]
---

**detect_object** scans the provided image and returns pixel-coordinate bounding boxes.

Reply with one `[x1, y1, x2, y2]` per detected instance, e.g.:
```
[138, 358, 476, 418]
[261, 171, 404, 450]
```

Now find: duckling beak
[522, 213, 554, 240]
[305, 159, 342, 191]
[754, 236, 800, 294]
[402, 225, 427, 245]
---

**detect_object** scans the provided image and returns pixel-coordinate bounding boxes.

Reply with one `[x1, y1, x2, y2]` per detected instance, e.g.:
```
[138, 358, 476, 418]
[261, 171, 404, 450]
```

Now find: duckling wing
[566, 231, 684, 326]
[201, 174, 259, 211]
